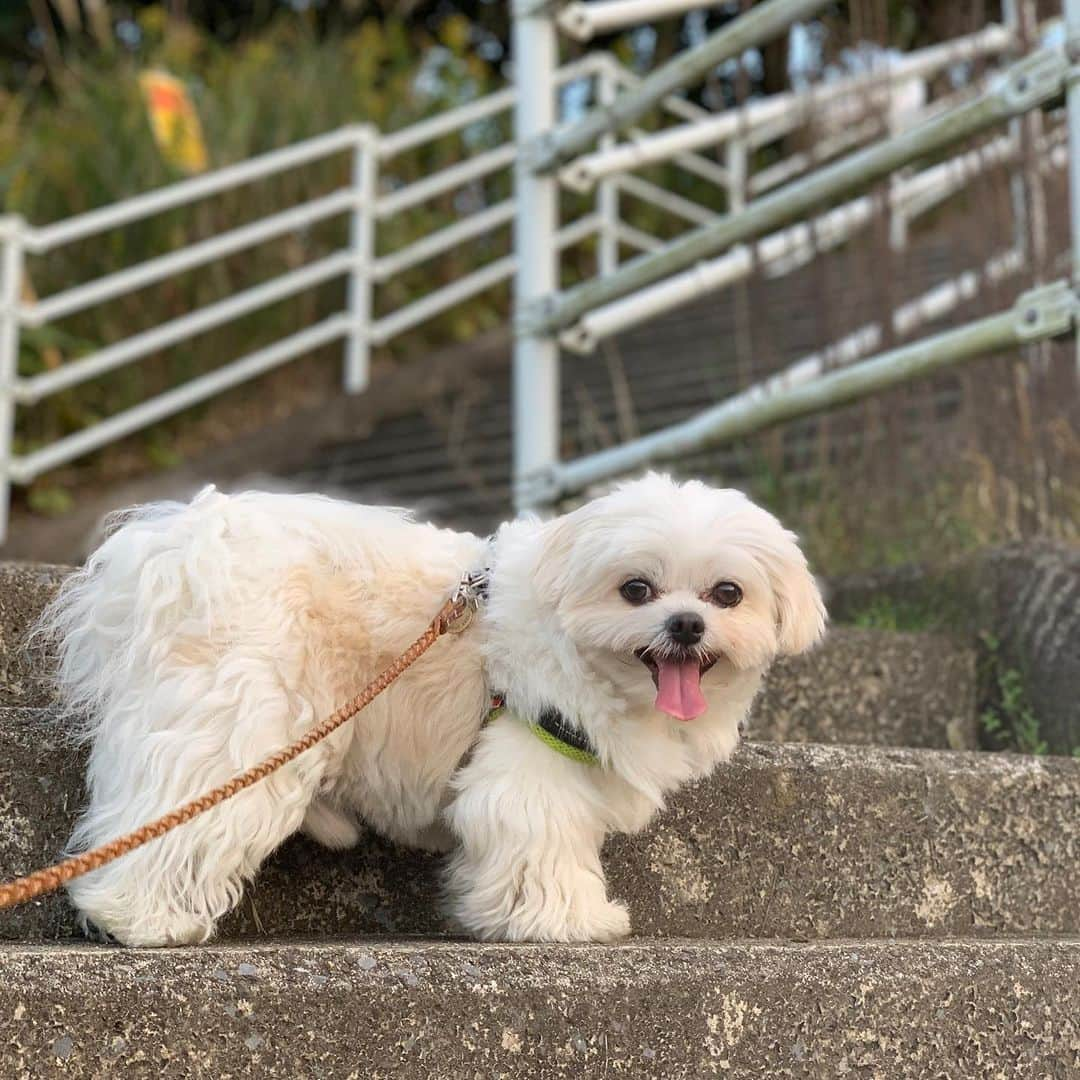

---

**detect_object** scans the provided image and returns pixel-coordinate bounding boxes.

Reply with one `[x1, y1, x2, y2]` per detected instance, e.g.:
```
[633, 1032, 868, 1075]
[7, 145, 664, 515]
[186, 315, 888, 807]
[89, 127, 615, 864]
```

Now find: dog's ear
[765, 532, 827, 655]
[532, 513, 579, 602]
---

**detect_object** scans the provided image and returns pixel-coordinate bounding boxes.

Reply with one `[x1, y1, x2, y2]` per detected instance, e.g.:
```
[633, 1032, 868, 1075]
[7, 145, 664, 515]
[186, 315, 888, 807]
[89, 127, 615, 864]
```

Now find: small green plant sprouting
[978, 632, 1047, 756]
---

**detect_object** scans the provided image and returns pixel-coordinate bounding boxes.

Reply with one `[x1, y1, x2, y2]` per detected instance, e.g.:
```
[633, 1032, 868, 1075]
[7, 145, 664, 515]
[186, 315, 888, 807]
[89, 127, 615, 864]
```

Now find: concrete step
[1, 937, 1078, 1077]
[0, 562, 978, 749]
[3, 710, 1077, 944]
[754, 627, 977, 750]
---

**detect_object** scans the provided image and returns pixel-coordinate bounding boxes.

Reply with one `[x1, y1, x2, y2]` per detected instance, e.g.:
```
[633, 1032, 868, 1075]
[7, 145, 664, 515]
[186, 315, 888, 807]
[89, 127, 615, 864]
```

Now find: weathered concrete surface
[830, 541, 1080, 753]
[3, 707, 1078, 944]
[754, 628, 977, 749]
[606, 743, 1080, 942]
[0, 563, 67, 709]
[0, 709, 85, 942]
[1, 937, 1078, 1078]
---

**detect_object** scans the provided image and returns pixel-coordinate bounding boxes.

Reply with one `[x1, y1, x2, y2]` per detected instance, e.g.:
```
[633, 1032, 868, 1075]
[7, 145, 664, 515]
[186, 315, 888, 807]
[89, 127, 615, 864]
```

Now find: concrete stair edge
[2, 936, 1079, 1078]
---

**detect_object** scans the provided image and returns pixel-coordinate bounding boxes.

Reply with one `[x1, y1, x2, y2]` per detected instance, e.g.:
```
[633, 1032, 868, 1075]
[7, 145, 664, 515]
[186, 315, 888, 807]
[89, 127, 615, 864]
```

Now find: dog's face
[535, 474, 826, 720]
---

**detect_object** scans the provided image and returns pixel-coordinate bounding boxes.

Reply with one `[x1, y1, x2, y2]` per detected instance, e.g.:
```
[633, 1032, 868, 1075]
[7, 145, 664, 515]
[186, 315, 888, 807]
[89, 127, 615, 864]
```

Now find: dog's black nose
[665, 611, 705, 645]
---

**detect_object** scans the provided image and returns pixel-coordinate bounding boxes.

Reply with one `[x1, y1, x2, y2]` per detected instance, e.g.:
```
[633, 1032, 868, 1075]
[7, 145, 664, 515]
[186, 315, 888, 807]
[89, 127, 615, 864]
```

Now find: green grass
[977, 632, 1048, 757]
[846, 596, 942, 633]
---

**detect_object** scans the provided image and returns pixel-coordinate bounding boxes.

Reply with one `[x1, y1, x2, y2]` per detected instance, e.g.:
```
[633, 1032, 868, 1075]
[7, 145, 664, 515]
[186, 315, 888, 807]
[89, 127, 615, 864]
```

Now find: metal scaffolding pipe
[763, 248, 1024, 392]
[528, 0, 834, 173]
[566, 249, 1022, 474]
[558, 0, 729, 42]
[561, 194, 880, 353]
[563, 126, 1068, 354]
[376, 55, 606, 160]
[527, 281, 1076, 504]
[559, 24, 1014, 193]
[524, 44, 1068, 335]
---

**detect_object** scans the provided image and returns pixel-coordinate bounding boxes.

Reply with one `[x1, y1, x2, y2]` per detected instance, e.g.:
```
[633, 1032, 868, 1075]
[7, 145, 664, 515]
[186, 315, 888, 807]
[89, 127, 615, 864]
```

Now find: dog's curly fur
[40, 473, 825, 946]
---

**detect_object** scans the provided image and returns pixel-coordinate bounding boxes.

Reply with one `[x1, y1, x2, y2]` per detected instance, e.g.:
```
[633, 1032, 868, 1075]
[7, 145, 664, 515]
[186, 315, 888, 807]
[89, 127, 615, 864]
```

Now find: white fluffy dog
[42, 473, 825, 946]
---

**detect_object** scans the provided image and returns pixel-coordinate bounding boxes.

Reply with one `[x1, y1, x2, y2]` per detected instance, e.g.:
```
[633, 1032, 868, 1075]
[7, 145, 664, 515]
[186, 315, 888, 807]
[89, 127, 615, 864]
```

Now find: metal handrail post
[345, 127, 377, 394]
[0, 218, 24, 544]
[512, 0, 561, 513]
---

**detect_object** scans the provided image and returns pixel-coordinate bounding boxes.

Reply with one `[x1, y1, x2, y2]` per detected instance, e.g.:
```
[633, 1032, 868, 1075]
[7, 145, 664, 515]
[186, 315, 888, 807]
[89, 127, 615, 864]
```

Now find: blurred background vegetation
[1, 3, 514, 503]
[0, 0, 747, 503]
[0, 0, 1074, 574]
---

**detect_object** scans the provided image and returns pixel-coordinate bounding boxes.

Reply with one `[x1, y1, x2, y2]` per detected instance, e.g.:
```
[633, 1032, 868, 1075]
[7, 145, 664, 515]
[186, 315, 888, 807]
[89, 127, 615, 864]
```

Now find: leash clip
[444, 567, 489, 634]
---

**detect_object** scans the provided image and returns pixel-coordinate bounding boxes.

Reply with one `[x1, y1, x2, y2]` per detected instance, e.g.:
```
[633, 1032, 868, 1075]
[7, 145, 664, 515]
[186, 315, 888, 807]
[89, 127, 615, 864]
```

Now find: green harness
[486, 699, 599, 768]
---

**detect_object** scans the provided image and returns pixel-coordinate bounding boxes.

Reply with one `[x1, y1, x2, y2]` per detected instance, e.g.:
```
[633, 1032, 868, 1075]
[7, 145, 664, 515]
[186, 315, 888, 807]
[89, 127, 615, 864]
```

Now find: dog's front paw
[486, 895, 632, 943]
[512, 896, 631, 942]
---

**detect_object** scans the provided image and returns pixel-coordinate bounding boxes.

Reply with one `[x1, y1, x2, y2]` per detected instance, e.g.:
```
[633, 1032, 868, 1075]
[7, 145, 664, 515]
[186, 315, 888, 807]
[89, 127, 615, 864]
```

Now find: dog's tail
[34, 485, 233, 743]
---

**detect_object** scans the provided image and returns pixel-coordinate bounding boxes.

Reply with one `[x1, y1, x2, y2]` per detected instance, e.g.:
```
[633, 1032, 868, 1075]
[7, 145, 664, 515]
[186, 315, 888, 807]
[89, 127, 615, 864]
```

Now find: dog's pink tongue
[654, 659, 707, 721]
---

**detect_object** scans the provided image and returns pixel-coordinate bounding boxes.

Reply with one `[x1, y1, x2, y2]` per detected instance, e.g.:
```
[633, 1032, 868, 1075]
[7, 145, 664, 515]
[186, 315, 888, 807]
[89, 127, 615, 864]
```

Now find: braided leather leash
[0, 589, 474, 912]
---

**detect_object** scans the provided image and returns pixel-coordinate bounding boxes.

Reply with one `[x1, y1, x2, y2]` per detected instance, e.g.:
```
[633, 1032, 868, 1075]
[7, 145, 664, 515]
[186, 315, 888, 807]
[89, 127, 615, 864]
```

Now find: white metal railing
[0, 53, 612, 539]
[512, 0, 1080, 509]
[0, 1, 1073, 538]
[2, 44, 742, 537]
[0, 123, 375, 537]
[559, 24, 1015, 194]
[560, 125, 1070, 354]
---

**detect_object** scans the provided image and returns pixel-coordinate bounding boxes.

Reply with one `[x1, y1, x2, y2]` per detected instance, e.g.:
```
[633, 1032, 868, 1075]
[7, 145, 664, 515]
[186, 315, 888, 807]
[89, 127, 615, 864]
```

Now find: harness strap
[487, 696, 599, 767]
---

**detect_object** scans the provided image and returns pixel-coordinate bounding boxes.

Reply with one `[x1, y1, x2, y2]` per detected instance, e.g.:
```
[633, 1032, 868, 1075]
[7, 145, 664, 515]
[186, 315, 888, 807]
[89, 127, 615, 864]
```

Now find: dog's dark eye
[620, 578, 654, 605]
[710, 581, 742, 608]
